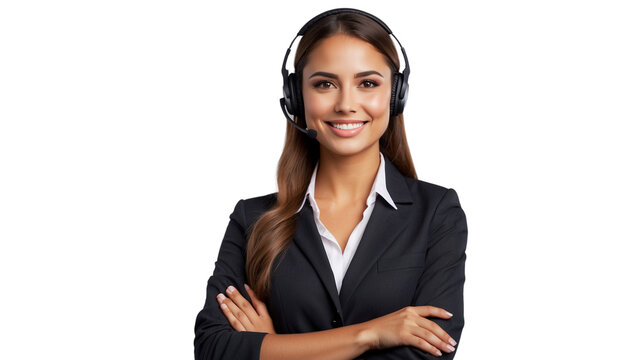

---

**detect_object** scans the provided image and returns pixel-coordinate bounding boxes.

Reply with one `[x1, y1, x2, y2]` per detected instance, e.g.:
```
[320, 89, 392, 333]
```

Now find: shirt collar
[295, 152, 398, 214]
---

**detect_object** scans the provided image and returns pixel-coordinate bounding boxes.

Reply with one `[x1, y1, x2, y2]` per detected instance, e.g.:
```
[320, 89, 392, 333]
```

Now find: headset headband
[281, 8, 410, 88]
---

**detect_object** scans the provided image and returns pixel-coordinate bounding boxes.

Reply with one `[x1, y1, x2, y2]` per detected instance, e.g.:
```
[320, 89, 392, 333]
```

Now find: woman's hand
[216, 283, 276, 334]
[360, 306, 457, 357]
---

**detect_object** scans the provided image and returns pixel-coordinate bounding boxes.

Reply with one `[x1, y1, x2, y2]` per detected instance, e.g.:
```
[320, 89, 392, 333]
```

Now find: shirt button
[331, 318, 343, 328]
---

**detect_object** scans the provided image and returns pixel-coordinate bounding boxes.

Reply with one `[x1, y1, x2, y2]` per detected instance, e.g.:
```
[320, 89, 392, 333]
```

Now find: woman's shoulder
[402, 177, 463, 208]
[384, 156, 461, 206]
[241, 192, 278, 210]
[409, 177, 449, 194]
[230, 192, 278, 226]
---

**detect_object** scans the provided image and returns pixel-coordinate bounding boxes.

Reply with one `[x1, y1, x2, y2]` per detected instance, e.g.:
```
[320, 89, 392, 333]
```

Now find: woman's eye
[361, 80, 379, 88]
[314, 81, 335, 89]
[313, 80, 378, 89]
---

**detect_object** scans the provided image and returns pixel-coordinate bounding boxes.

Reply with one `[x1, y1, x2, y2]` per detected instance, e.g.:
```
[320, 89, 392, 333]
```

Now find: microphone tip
[307, 129, 318, 139]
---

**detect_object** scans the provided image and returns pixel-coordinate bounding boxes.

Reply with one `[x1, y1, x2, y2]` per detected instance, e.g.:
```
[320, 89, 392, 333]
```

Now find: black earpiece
[280, 8, 411, 139]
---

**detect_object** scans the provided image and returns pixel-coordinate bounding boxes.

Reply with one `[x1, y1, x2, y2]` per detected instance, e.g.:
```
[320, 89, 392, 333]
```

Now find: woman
[194, 8, 468, 360]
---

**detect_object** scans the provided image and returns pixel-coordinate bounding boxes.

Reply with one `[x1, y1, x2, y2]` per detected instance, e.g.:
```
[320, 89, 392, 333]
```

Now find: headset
[280, 8, 411, 139]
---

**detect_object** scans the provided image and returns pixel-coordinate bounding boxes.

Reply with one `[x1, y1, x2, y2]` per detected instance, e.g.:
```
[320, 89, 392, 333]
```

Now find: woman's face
[301, 34, 393, 157]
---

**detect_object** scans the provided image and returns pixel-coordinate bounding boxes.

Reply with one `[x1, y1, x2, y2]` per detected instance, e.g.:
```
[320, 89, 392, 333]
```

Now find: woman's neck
[315, 145, 381, 206]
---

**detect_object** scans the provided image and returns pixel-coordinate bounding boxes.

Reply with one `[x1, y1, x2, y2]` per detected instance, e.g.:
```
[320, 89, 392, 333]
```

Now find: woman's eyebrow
[308, 70, 384, 79]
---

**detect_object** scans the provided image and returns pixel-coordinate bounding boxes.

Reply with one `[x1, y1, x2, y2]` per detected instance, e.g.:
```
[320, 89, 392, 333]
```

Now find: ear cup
[292, 73, 305, 119]
[390, 73, 408, 117]
[397, 80, 409, 115]
[284, 73, 297, 116]
[285, 73, 305, 119]
[390, 73, 401, 117]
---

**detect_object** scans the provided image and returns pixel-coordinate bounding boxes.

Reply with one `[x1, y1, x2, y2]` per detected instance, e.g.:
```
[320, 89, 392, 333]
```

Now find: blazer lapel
[339, 157, 414, 309]
[293, 201, 343, 316]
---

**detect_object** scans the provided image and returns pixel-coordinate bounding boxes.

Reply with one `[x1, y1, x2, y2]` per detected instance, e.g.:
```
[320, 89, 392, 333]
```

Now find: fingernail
[227, 286, 235, 294]
[435, 349, 442, 356]
[449, 337, 457, 346]
[446, 311, 453, 317]
[447, 344, 455, 352]
[216, 293, 226, 301]
[220, 303, 228, 310]
[244, 283, 250, 290]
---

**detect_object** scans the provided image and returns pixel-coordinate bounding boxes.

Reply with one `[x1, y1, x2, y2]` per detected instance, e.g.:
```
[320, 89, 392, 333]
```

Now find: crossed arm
[217, 282, 458, 359]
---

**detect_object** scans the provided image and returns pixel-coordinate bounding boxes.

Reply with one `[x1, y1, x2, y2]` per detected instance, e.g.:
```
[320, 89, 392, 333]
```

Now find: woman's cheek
[364, 92, 391, 117]
[304, 93, 332, 119]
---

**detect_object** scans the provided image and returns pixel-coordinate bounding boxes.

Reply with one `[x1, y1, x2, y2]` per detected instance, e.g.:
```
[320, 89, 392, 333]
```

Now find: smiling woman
[194, 8, 467, 360]
[303, 34, 392, 148]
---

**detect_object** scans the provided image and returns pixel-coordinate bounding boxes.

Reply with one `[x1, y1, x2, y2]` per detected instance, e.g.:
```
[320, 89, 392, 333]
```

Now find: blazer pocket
[377, 252, 426, 272]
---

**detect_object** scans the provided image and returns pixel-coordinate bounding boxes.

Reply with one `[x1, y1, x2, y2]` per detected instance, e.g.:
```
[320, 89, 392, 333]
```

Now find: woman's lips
[325, 121, 368, 138]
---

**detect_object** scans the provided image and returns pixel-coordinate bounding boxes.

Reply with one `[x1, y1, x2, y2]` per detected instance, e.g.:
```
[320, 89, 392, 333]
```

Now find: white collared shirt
[295, 152, 398, 294]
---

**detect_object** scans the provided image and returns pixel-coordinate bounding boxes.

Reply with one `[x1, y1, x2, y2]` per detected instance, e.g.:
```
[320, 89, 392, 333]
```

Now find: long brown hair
[245, 12, 417, 301]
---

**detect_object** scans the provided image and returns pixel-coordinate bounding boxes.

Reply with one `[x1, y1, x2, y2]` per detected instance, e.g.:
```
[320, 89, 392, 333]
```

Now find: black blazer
[194, 156, 468, 359]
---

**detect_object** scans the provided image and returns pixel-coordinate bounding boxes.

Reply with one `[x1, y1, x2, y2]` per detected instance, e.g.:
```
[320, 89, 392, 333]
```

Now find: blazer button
[331, 318, 343, 328]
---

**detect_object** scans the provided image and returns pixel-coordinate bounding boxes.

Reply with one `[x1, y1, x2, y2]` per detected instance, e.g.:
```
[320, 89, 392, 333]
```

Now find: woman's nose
[334, 86, 356, 113]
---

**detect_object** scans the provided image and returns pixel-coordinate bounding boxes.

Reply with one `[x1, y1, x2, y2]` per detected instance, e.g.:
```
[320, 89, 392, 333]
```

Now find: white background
[1, 0, 636, 359]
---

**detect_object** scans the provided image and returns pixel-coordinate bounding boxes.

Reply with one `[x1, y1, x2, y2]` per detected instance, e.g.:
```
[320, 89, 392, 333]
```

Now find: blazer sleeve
[194, 199, 268, 360]
[362, 188, 468, 360]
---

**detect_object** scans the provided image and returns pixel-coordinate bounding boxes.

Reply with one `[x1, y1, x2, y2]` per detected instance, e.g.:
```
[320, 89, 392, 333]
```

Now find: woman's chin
[318, 140, 378, 158]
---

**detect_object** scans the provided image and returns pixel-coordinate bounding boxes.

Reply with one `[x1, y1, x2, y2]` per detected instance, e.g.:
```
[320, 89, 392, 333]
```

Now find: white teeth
[332, 122, 364, 130]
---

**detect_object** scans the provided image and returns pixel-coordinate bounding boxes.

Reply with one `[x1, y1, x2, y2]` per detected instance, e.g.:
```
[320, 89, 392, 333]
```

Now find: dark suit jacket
[194, 156, 468, 359]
